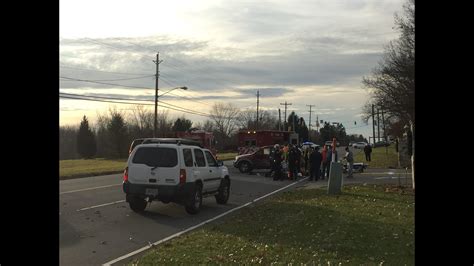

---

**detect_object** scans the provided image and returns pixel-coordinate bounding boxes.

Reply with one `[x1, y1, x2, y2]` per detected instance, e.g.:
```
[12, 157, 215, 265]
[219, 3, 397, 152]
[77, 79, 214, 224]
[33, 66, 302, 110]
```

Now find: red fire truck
[175, 129, 216, 154]
[237, 130, 298, 155]
[130, 129, 216, 156]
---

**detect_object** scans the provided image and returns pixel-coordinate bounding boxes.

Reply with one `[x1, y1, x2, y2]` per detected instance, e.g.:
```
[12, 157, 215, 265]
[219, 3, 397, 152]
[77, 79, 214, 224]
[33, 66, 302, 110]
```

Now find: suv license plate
[145, 188, 158, 196]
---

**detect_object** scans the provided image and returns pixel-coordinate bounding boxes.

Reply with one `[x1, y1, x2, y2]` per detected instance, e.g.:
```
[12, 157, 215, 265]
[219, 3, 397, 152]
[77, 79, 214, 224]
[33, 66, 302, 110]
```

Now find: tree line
[60, 103, 363, 160]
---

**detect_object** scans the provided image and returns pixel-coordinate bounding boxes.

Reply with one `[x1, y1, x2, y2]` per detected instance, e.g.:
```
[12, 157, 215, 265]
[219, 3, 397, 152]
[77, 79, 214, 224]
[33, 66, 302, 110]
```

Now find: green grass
[131, 184, 414, 265]
[59, 158, 127, 179]
[353, 144, 399, 168]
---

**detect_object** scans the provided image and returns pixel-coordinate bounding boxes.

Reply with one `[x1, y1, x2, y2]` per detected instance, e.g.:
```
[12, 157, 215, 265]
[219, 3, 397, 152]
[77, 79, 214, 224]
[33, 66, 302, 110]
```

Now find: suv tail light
[123, 167, 129, 182]
[179, 169, 186, 184]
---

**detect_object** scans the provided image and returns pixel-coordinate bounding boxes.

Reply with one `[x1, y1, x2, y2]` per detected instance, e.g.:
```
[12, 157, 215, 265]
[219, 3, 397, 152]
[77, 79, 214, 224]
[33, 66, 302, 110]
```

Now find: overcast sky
[60, 0, 404, 139]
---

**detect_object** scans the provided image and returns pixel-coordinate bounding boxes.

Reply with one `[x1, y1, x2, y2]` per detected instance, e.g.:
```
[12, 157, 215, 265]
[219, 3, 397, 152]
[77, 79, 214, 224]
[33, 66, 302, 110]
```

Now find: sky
[60, 0, 405, 140]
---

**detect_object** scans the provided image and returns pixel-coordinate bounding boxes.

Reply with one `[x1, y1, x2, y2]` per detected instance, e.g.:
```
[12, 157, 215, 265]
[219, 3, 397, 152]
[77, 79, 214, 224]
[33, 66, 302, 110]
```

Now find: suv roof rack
[141, 138, 203, 148]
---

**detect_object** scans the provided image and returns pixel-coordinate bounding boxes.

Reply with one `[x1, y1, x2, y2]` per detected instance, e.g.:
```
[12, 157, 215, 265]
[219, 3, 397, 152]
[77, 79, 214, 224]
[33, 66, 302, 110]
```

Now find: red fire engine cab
[175, 129, 216, 155]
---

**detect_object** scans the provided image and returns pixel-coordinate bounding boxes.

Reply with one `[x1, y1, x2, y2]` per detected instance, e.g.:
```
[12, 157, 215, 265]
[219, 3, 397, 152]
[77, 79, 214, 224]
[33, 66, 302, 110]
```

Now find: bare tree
[237, 109, 255, 130]
[194, 119, 215, 132]
[210, 103, 240, 148]
[157, 110, 173, 137]
[210, 103, 240, 137]
[259, 110, 278, 130]
[129, 105, 153, 131]
[237, 109, 278, 130]
[362, 0, 414, 126]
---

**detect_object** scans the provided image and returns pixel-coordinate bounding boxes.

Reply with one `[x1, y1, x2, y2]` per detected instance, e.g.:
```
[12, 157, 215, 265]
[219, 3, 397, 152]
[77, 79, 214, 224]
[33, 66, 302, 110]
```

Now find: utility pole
[153, 52, 163, 138]
[381, 108, 386, 141]
[316, 115, 319, 132]
[278, 108, 281, 131]
[306, 104, 315, 141]
[280, 101, 292, 131]
[292, 112, 296, 133]
[382, 108, 388, 154]
[256, 90, 260, 131]
[372, 104, 376, 145]
[377, 108, 380, 142]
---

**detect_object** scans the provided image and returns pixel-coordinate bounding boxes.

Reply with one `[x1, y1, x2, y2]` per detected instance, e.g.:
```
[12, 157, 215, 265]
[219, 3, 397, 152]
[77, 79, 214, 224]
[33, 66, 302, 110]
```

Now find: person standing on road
[364, 144, 372, 162]
[296, 145, 302, 178]
[321, 145, 328, 180]
[288, 145, 299, 180]
[309, 146, 322, 181]
[344, 146, 354, 178]
[272, 144, 283, 181]
[304, 147, 312, 176]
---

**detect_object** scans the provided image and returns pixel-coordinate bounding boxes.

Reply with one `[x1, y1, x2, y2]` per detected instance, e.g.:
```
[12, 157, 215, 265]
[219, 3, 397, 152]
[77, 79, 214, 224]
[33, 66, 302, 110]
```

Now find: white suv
[123, 139, 230, 214]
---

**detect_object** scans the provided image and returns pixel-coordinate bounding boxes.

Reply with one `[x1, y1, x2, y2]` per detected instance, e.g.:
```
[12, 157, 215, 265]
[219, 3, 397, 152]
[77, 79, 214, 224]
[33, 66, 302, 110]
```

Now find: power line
[74, 75, 154, 82]
[115, 38, 157, 53]
[158, 76, 214, 107]
[60, 92, 151, 102]
[60, 94, 211, 118]
[59, 92, 210, 117]
[60, 76, 151, 90]
[82, 38, 132, 53]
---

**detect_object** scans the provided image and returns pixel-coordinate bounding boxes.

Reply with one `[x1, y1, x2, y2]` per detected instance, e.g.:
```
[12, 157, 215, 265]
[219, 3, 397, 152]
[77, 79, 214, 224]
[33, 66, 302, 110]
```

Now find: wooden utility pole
[280, 101, 292, 131]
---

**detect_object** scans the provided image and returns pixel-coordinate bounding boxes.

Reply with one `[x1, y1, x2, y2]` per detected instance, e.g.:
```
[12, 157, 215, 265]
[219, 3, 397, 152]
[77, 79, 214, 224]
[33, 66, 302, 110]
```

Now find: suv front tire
[238, 161, 251, 173]
[215, 179, 230, 204]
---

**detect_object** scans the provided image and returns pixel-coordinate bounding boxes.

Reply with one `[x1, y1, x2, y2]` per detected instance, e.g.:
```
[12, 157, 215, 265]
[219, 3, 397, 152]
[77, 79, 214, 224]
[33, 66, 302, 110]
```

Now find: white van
[123, 139, 230, 214]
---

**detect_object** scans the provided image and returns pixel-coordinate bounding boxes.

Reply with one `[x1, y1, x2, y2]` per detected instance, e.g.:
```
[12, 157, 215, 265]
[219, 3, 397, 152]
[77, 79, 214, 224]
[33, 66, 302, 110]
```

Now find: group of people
[268, 144, 302, 181]
[269, 143, 359, 181]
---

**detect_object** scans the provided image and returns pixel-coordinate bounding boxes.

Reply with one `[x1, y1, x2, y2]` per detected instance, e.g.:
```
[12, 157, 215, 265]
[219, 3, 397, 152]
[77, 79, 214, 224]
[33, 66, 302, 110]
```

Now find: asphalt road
[60, 161, 301, 265]
[59, 159, 411, 266]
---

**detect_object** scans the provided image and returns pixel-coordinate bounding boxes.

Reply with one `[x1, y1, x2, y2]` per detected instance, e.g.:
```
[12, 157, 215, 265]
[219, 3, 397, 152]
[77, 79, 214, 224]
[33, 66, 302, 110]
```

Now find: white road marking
[102, 177, 308, 266]
[76, 200, 126, 212]
[360, 172, 409, 175]
[60, 184, 122, 195]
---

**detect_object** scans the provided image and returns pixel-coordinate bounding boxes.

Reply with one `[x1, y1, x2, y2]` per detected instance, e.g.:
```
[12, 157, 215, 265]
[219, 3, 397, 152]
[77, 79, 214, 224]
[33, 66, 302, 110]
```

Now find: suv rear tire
[238, 161, 251, 173]
[185, 184, 202, 215]
[129, 196, 147, 212]
[215, 179, 230, 204]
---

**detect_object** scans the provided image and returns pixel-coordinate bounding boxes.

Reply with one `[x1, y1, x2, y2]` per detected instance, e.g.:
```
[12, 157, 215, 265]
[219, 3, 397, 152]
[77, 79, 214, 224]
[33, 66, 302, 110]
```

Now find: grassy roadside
[131, 184, 414, 265]
[59, 153, 237, 180]
[353, 144, 399, 168]
[59, 158, 127, 180]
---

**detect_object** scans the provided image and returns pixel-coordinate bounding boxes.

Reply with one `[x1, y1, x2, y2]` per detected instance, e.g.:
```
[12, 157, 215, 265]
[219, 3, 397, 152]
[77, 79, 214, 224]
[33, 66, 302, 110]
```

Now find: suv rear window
[132, 147, 178, 167]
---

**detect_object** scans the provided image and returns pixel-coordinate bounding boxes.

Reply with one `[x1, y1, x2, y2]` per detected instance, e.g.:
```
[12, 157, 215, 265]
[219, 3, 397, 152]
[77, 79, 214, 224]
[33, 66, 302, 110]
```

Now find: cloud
[59, 0, 405, 139]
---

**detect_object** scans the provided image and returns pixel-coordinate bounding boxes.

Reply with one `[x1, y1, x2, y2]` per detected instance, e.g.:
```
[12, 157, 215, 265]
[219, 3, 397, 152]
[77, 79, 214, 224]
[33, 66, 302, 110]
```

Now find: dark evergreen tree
[172, 117, 193, 132]
[76, 115, 97, 158]
[107, 112, 128, 158]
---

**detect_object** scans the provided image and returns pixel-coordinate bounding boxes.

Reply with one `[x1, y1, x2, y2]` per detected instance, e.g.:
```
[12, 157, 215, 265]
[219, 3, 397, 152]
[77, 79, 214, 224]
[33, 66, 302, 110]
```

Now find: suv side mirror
[217, 160, 224, 166]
